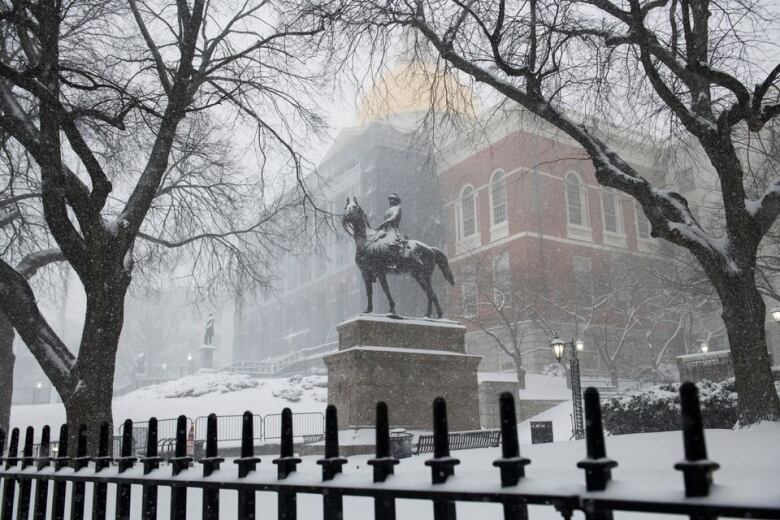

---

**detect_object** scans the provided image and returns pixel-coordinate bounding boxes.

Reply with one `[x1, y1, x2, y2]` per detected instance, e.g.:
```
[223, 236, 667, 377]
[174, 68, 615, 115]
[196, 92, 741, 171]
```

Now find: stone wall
[327, 316, 482, 431]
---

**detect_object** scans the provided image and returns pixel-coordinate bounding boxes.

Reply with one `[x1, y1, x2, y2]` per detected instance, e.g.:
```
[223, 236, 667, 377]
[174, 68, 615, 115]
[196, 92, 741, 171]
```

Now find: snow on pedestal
[325, 314, 482, 431]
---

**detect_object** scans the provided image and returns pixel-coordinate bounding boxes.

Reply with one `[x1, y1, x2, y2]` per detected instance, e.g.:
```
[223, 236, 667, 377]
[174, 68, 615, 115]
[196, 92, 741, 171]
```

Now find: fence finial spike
[674, 381, 719, 497]
[317, 405, 347, 481]
[199, 413, 225, 479]
[493, 392, 531, 487]
[368, 401, 399, 483]
[577, 387, 617, 492]
[425, 397, 460, 484]
[273, 407, 301, 480]
[235, 411, 261, 478]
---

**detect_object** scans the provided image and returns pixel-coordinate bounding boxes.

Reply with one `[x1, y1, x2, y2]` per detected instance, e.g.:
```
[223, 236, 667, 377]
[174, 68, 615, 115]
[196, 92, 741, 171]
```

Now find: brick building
[435, 107, 692, 378]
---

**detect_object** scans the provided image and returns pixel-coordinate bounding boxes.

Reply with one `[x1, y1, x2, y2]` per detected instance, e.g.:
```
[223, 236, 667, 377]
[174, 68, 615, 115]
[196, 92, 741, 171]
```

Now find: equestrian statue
[342, 194, 455, 318]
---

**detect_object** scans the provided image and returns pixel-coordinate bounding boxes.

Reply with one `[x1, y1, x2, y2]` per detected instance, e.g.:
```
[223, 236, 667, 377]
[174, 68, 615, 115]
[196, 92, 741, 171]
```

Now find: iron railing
[1, 384, 778, 520]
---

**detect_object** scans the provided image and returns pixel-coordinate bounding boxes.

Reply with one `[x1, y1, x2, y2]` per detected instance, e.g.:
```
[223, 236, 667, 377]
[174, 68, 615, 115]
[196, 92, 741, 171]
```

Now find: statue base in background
[324, 314, 481, 430]
[199, 344, 217, 370]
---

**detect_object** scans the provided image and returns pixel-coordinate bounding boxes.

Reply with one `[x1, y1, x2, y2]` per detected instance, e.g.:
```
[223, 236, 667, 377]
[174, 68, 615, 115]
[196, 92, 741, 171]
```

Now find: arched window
[460, 185, 476, 238]
[565, 172, 587, 226]
[490, 169, 507, 226]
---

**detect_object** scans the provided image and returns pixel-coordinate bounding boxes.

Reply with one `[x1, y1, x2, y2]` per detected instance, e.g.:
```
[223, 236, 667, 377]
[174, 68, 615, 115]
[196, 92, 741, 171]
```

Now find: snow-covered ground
[11, 372, 577, 435]
[8, 422, 779, 519]
[10, 373, 328, 435]
[8, 372, 780, 519]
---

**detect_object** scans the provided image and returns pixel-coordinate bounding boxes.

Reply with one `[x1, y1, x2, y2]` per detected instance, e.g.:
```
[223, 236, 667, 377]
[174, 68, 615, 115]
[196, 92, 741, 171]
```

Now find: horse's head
[342, 196, 368, 236]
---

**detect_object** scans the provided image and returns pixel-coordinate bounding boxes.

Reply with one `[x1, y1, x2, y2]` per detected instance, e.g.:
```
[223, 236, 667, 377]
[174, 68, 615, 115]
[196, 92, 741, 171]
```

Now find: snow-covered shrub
[127, 373, 262, 399]
[601, 379, 738, 435]
[272, 387, 303, 402]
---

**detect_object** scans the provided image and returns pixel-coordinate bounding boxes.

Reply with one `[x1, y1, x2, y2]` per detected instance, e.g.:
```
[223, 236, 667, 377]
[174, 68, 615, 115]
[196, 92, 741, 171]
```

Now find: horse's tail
[432, 247, 455, 286]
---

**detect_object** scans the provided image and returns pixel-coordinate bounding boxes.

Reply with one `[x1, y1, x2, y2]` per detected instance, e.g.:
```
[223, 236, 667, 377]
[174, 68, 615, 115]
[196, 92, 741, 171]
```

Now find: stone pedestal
[325, 315, 482, 430]
[199, 344, 217, 370]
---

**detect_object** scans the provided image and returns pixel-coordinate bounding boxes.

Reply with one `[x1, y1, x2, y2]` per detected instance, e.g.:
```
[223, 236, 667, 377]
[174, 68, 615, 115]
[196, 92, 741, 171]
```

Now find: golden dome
[356, 60, 477, 125]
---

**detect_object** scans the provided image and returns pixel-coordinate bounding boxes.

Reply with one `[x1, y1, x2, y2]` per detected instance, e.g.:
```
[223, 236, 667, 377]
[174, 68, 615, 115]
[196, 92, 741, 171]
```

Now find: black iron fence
[1, 383, 779, 520]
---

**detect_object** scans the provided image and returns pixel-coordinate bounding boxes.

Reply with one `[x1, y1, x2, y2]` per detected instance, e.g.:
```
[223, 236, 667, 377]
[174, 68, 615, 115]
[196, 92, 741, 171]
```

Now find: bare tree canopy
[320, 0, 780, 422]
[0, 0, 328, 450]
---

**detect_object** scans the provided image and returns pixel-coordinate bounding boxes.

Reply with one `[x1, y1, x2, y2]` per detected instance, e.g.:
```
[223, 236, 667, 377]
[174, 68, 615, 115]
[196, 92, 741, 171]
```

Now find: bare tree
[324, 0, 780, 422]
[0, 142, 65, 440]
[0, 0, 327, 450]
[454, 255, 544, 388]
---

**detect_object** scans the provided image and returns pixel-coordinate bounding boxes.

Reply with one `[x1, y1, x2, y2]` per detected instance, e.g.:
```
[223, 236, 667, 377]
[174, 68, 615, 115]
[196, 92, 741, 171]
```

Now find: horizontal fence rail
[1, 383, 778, 520]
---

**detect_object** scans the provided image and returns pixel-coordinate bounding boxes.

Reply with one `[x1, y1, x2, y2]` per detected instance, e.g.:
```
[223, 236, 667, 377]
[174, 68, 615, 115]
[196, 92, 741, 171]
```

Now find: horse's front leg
[378, 273, 396, 315]
[363, 273, 373, 314]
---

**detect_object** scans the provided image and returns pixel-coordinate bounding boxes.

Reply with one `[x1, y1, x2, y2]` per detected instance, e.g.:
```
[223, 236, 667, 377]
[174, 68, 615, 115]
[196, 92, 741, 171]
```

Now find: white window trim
[457, 185, 480, 254]
[634, 201, 656, 252]
[565, 172, 593, 242]
[489, 169, 509, 241]
[601, 189, 627, 248]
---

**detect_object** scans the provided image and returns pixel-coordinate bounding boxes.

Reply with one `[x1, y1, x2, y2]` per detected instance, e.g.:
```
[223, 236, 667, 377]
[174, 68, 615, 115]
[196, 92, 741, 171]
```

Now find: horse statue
[341, 197, 455, 318]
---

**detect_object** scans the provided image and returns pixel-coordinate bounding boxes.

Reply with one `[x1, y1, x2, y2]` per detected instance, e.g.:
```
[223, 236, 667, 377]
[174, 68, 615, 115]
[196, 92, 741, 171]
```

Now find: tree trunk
[513, 352, 526, 389]
[717, 279, 780, 424]
[63, 276, 129, 454]
[610, 368, 619, 389]
[0, 310, 14, 443]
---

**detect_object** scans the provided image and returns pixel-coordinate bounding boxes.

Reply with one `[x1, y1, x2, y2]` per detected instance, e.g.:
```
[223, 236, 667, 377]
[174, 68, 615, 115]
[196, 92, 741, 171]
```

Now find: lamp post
[34, 381, 42, 404]
[187, 353, 194, 375]
[161, 363, 168, 380]
[699, 340, 709, 353]
[551, 333, 585, 440]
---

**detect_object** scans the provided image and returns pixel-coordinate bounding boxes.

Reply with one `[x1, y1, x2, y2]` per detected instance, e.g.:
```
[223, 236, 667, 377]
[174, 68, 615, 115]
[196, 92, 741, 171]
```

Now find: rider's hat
[388, 193, 401, 204]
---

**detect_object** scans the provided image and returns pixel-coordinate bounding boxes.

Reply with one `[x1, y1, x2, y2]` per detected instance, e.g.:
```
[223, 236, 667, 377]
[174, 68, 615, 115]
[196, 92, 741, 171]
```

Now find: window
[492, 252, 511, 306]
[463, 282, 477, 317]
[601, 189, 624, 234]
[490, 170, 507, 226]
[565, 172, 588, 227]
[460, 186, 476, 238]
[636, 202, 651, 239]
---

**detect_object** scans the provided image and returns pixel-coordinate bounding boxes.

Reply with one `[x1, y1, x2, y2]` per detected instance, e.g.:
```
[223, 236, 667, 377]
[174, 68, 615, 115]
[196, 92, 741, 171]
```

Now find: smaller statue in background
[204, 312, 215, 346]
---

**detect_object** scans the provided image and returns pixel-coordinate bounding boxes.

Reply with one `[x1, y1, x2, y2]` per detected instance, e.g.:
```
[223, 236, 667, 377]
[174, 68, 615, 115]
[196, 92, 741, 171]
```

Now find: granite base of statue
[324, 314, 482, 430]
[199, 344, 217, 370]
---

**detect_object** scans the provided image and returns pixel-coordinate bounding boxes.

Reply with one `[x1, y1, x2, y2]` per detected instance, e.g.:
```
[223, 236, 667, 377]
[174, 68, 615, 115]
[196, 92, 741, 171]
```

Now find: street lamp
[187, 353, 194, 375]
[550, 333, 585, 440]
[700, 341, 709, 353]
[34, 381, 42, 404]
[161, 363, 168, 379]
